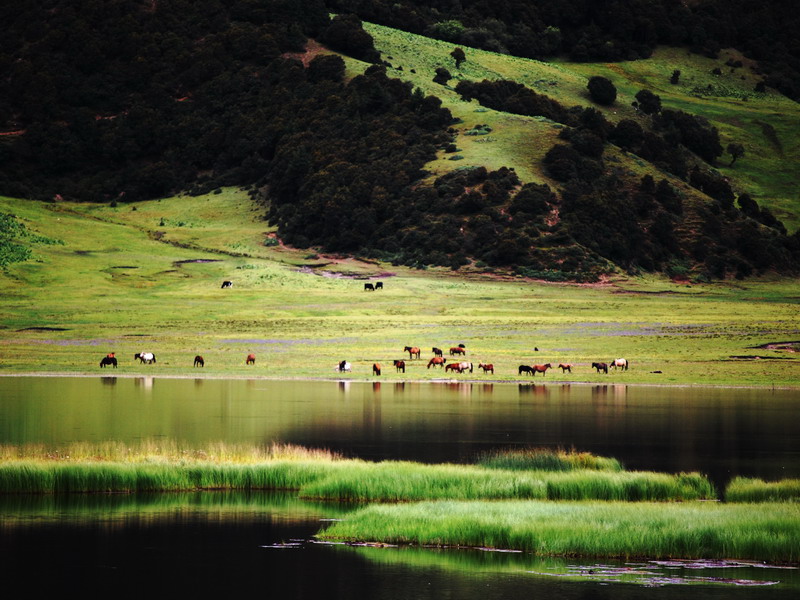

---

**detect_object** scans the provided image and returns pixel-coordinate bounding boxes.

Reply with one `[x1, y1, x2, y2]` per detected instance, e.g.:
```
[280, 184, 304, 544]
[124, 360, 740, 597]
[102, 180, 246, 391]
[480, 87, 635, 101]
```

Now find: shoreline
[1, 371, 798, 390]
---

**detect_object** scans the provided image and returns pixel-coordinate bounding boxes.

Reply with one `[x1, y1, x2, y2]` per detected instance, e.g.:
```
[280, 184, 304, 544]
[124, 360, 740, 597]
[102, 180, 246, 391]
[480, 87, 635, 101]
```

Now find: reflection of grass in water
[0, 490, 351, 526]
[725, 477, 800, 503]
[476, 447, 623, 472]
[319, 500, 800, 562]
[343, 545, 797, 589]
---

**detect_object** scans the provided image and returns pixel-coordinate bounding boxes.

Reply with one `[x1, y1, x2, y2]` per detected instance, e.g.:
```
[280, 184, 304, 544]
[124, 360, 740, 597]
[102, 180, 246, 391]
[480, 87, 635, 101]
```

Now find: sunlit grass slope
[1, 193, 799, 386]
[358, 23, 800, 231]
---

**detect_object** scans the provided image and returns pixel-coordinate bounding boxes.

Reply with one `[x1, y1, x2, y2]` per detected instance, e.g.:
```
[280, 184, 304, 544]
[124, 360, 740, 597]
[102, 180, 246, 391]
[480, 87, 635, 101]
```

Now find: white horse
[335, 361, 351, 373]
[610, 358, 628, 371]
[135, 352, 156, 364]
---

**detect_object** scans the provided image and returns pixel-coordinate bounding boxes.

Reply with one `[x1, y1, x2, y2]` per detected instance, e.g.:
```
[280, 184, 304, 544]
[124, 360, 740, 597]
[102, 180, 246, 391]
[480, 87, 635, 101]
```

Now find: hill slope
[0, 2, 798, 280]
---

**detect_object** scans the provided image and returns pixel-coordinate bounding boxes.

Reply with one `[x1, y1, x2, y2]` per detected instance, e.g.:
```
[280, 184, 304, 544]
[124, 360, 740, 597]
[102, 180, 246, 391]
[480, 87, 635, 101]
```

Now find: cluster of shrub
[324, 0, 800, 100]
[456, 77, 798, 277]
[0, 1, 382, 202]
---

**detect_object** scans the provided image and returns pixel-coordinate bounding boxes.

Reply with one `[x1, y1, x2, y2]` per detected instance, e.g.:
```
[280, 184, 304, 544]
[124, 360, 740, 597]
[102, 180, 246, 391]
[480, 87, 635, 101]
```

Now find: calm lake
[1, 377, 798, 598]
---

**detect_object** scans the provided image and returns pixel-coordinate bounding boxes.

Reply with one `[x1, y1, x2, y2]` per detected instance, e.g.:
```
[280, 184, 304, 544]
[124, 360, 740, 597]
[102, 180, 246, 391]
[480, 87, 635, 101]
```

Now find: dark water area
[0, 377, 798, 598]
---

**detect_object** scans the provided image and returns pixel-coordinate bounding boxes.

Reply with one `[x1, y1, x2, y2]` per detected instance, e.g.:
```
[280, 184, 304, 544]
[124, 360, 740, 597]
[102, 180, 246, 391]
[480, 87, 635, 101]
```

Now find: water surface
[1, 377, 798, 599]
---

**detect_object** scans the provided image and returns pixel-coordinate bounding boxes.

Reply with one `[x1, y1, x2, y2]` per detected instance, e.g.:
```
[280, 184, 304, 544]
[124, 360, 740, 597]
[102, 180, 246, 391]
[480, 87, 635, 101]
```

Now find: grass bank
[0, 442, 712, 501]
[318, 499, 800, 562]
[725, 477, 800, 503]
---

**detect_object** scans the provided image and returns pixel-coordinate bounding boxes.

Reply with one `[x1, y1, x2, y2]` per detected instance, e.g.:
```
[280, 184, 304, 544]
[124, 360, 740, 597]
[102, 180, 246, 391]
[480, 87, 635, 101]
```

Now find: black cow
[221, 281, 232, 288]
[364, 283, 375, 291]
[375, 282, 383, 290]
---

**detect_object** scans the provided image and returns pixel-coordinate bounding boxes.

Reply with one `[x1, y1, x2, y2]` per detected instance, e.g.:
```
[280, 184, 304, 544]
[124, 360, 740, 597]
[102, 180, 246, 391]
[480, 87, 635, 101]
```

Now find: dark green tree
[587, 76, 616, 105]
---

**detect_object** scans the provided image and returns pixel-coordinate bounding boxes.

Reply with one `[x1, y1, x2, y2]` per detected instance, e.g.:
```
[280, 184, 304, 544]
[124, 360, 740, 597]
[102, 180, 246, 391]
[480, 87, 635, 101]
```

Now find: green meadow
[1, 191, 798, 386]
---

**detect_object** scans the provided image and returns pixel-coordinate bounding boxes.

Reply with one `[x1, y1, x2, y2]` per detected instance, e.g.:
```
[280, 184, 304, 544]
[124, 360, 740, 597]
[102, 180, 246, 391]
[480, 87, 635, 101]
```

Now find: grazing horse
[592, 362, 608, 374]
[427, 356, 446, 369]
[100, 356, 117, 368]
[336, 360, 352, 373]
[458, 361, 473, 373]
[478, 362, 494, 374]
[449, 346, 466, 356]
[246, 353, 256, 365]
[518, 365, 534, 376]
[610, 358, 629, 371]
[558, 363, 572, 373]
[393, 359, 406, 373]
[445, 363, 461, 373]
[364, 283, 375, 291]
[221, 280, 232, 288]
[532, 363, 552, 376]
[404, 346, 421, 359]
[375, 282, 383, 290]
[432, 347, 443, 357]
[373, 363, 381, 376]
[135, 352, 156, 364]
[194, 355, 204, 367]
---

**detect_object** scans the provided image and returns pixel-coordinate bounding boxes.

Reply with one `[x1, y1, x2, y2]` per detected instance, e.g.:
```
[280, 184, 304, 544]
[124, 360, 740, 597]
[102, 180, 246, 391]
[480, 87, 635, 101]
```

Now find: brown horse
[427, 356, 447, 369]
[478, 362, 494, 374]
[246, 353, 256, 365]
[592, 362, 608, 374]
[194, 355, 204, 367]
[393, 359, 406, 373]
[404, 346, 421, 359]
[532, 363, 552, 376]
[445, 363, 462, 373]
[558, 363, 572, 373]
[449, 347, 466, 356]
[373, 363, 381, 376]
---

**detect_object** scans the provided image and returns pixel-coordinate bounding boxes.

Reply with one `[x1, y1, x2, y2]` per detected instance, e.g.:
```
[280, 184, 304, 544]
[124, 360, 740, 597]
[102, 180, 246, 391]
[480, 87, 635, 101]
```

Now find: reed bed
[725, 477, 800, 503]
[319, 500, 800, 562]
[0, 460, 344, 494]
[0, 442, 713, 500]
[297, 462, 714, 502]
[0, 441, 341, 464]
[476, 447, 623, 472]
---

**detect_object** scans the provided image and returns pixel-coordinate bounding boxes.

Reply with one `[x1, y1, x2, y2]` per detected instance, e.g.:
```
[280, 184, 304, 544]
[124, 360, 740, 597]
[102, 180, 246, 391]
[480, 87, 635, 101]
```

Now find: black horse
[100, 356, 117, 368]
[592, 362, 608, 374]
[194, 355, 204, 367]
[518, 365, 534, 376]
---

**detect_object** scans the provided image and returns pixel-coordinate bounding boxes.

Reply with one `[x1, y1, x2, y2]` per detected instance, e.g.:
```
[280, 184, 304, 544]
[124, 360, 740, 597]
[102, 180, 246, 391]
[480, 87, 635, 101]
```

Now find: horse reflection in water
[518, 383, 550, 398]
[134, 376, 154, 393]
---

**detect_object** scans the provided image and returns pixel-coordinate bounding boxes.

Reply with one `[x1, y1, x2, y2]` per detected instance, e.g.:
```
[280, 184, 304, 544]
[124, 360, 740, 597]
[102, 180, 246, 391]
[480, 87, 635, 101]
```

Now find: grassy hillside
[333, 23, 799, 233]
[1, 192, 798, 386]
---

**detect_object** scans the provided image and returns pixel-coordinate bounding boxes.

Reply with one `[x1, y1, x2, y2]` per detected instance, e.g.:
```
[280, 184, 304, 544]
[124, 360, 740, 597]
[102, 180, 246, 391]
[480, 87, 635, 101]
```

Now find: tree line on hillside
[0, 0, 797, 281]
[324, 0, 800, 101]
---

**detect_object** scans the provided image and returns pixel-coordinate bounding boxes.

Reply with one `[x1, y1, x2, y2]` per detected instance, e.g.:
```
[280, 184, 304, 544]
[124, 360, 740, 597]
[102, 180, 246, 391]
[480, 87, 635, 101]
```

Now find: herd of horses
[334, 347, 630, 378]
[100, 347, 630, 377]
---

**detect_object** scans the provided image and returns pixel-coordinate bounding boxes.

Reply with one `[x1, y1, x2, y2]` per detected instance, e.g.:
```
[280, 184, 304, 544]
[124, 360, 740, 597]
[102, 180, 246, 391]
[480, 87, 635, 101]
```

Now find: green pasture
[319, 499, 800, 562]
[360, 23, 800, 232]
[1, 192, 798, 386]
